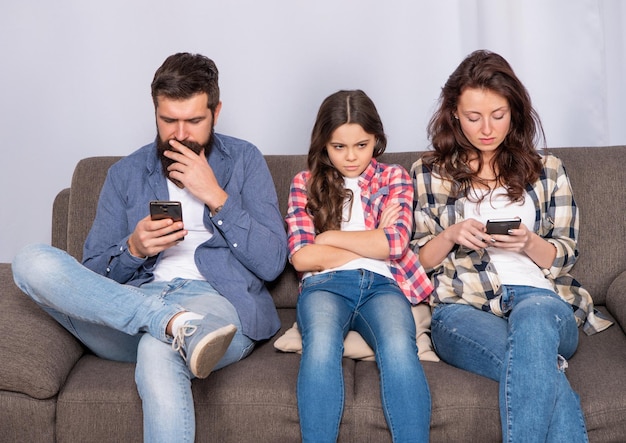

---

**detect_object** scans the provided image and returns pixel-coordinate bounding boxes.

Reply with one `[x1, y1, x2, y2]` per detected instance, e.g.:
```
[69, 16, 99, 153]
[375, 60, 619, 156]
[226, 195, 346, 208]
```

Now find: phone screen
[149, 201, 184, 239]
[485, 218, 521, 235]
[150, 201, 183, 222]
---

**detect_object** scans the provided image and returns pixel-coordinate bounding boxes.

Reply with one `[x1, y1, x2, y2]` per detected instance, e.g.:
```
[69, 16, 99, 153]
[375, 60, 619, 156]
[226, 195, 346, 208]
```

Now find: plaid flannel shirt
[286, 158, 433, 304]
[411, 154, 612, 335]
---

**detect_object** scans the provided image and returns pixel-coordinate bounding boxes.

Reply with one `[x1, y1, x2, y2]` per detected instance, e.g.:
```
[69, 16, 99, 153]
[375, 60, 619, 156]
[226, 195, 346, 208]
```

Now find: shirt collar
[358, 158, 378, 186]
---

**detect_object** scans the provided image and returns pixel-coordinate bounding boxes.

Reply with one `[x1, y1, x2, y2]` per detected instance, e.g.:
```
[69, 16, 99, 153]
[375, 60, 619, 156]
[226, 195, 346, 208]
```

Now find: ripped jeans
[431, 285, 588, 443]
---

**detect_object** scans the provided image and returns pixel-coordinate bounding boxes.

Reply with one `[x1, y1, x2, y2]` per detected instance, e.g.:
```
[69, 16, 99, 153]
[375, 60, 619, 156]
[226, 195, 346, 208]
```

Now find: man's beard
[156, 129, 215, 189]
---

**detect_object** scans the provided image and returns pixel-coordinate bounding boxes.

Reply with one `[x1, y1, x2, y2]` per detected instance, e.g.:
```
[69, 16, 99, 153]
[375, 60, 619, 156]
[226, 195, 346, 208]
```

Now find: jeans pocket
[500, 287, 515, 317]
[301, 272, 335, 290]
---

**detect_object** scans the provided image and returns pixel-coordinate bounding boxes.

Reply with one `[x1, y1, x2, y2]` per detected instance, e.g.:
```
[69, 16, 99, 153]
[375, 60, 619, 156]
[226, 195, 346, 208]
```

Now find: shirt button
[233, 243, 238, 248]
[217, 220, 223, 226]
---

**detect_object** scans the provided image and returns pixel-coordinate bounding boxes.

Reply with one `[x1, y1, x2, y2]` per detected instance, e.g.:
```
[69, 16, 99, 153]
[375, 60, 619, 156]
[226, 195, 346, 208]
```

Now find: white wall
[1, 0, 625, 262]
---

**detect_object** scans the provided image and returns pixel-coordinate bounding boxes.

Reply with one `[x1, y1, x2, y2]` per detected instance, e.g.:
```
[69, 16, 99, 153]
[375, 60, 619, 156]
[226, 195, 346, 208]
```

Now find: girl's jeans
[296, 269, 431, 443]
[431, 285, 588, 443]
[12, 243, 254, 443]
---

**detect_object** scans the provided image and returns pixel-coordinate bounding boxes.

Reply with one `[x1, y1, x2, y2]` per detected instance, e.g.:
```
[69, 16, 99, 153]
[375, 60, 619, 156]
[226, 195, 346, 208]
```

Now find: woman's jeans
[12, 244, 254, 443]
[431, 285, 588, 443]
[296, 269, 431, 443]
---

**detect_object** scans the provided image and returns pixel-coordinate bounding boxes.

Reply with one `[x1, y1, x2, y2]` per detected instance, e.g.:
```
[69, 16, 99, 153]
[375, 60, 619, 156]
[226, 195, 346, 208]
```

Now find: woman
[411, 50, 612, 442]
[286, 90, 432, 442]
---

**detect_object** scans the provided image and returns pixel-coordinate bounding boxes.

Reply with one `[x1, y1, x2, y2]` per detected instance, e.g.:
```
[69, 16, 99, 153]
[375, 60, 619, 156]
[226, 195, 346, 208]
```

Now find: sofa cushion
[566, 308, 626, 441]
[0, 264, 84, 399]
[0, 391, 57, 442]
[56, 355, 143, 442]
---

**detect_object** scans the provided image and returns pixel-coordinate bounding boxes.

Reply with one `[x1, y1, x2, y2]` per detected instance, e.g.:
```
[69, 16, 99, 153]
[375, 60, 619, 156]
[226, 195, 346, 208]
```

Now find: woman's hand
[488, 224, 531, 253]
[441, 218, 490, 251]
[489, 224, 557, 269]
[418, 218, 487, 269]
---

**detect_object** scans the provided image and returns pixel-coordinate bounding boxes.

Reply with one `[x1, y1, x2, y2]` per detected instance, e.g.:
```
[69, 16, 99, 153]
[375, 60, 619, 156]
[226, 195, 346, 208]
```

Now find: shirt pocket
[369, 186, 390, 226]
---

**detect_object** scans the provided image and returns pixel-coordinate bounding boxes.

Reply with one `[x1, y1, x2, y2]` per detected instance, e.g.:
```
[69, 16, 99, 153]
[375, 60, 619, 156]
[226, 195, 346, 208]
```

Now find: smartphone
[485, 218, 521, 235]
[149, 200, 184, 239]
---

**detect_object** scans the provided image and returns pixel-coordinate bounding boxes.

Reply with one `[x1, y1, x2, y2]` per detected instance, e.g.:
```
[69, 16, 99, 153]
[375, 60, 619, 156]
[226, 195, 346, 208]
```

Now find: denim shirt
[82, 133, 286, 340]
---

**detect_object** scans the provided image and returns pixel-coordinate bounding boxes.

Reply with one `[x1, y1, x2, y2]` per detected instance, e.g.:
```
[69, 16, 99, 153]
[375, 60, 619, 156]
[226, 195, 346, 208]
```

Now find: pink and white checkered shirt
[286, 158, 433, 304]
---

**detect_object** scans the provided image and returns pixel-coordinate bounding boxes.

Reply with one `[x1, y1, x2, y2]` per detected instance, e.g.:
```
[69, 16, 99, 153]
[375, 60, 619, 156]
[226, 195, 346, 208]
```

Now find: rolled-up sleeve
[381, 165, 414, 260]
[285, 171, 316, 260]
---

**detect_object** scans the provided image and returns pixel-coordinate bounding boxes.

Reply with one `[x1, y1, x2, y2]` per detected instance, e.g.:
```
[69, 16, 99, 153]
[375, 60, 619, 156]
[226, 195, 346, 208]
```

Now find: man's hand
[127, 215, 187, 258]
[163, 140, 228, 212]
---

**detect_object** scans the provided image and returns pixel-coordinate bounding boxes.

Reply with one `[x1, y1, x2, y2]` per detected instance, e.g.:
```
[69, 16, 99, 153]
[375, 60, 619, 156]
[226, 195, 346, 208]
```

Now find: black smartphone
[149, 200, 184, 239]
[485, 218, 521, 235]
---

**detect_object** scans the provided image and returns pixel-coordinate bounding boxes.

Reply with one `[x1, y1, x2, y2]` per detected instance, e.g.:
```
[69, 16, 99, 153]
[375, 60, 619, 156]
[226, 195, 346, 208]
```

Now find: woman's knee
[511, 295, 575, 330]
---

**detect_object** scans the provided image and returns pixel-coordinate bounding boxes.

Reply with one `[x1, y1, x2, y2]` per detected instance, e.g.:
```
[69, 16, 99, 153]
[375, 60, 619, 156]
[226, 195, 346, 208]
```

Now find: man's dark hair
[151, 53, 220, 113]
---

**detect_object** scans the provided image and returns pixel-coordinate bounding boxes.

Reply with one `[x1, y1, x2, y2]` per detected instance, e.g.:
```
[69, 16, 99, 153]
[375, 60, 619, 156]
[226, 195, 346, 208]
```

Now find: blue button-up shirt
[82, 133, 286, 340]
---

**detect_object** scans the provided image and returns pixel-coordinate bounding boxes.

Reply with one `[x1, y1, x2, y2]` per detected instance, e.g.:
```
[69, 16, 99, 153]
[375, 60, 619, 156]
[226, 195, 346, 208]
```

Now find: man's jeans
[296, 269, 431, 443]
[431, 285, 588, 443]
[12, 244, 254, 443]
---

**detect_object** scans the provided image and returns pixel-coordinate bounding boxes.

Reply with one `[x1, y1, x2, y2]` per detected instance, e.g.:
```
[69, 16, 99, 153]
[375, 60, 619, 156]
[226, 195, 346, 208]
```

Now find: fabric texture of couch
[1, 146, 626, 442]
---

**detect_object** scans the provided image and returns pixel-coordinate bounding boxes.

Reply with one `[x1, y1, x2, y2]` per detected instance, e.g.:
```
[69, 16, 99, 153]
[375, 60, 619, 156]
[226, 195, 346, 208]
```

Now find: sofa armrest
[0, 263, 84, 399]
[606, 269, 626, 332]
[52, 187, 70, 250]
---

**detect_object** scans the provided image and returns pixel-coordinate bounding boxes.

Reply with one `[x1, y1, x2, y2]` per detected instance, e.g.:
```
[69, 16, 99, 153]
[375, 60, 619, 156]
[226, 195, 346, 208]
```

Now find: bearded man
[12, 53, 286, 443]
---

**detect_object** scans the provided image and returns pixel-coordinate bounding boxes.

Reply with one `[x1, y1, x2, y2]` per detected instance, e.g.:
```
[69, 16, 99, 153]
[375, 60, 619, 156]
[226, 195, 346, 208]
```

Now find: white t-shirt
[464, 187, 553, 290]
[152, 181, 213, 282]
[304, 177, 393, 279]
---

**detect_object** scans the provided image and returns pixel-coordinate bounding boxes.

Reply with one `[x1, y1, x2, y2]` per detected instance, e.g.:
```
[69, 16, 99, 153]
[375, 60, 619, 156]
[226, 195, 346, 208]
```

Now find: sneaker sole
[189, 324, 237, 379]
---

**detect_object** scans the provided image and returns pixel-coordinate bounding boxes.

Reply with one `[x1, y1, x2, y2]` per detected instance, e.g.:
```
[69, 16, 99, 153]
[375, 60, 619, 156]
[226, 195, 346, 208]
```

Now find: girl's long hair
[307, 90, 386, 233]
[424, 50, 545, 201]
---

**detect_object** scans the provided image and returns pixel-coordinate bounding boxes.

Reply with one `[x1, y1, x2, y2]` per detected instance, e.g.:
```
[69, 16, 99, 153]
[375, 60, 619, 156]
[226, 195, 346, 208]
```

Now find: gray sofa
[1, 146, 626, 442]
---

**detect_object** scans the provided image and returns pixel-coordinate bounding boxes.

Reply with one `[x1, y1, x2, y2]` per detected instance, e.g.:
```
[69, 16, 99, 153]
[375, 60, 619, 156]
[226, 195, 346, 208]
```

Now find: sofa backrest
[66, 156, 123, 261]
[543, 146, 626, 304]
[57, 146, 626, 308]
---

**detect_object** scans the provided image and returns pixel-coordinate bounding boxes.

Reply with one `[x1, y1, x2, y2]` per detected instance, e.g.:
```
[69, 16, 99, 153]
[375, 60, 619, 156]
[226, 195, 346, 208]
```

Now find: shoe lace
[171, 323, 198, 361]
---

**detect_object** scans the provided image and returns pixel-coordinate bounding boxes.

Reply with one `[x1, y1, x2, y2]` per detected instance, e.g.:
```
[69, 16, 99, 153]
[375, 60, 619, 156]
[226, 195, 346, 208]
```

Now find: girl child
[285, 89, 432, 442]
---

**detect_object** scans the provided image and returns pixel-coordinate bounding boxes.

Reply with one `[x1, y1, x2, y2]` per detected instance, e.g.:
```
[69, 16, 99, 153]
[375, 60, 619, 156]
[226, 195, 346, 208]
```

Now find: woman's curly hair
[423, 50, 546, 201]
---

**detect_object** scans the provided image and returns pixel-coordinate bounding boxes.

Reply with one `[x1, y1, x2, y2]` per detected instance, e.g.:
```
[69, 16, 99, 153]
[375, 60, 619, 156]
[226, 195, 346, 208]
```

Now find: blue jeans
[431, 285, 588, 443]
[296, 269, 431, 443]
[12, 244, 254, 443]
